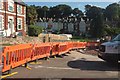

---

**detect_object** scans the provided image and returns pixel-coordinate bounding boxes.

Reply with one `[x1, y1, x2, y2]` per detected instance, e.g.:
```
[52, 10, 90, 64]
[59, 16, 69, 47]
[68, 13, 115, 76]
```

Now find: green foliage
[27, 5, 38, 25]
[90, 14, 105, 38]
[28, 25, 43, 36]
[104, 26, 120, 36]
[85, 6, 103, 20]
[104, 3, 120, 21]
[85, 5, 105, 38]
[85, 3, 120, 38]
[72, 8, 83, 17]
[50, 4, 72, 18]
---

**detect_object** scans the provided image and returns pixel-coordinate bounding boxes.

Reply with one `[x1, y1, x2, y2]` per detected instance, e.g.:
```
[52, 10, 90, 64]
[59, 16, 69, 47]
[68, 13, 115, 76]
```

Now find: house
[0, 0, 26, 37]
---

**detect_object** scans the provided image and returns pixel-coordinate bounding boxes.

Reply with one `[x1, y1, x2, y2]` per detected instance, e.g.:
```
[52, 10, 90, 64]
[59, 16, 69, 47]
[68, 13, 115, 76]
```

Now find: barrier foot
[53, 56, 56, 58]
[1, 72, 18, 79]
[8, 67, 12, 74]
[21, 63, 27, 67]
[45, 56, 49, 61]
[35, 59, 38, 63]
[21, 63, 32, 70]
[25, 63, 27, 67]
[26, 66, 32, 70]
[67, 52, 71, 54]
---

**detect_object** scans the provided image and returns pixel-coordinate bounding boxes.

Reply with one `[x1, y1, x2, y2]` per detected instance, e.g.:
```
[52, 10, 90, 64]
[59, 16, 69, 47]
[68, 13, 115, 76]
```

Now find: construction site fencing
[1, 41, 100, 73]
[2, 44, 33, 73]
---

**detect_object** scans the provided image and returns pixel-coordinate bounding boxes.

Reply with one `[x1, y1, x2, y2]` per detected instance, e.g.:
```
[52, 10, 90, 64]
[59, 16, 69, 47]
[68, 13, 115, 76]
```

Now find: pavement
[4, 50, 120, 79]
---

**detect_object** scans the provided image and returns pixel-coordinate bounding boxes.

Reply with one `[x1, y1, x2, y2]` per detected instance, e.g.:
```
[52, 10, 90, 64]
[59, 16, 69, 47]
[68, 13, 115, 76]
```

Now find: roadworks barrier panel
[31, 43, 51, 61]
[2, 44, 33, 73]
[1, 41, 100, 74]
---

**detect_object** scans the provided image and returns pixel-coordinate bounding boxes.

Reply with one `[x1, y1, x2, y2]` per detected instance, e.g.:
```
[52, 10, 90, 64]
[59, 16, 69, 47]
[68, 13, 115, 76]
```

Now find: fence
[1, 41, 100, 73]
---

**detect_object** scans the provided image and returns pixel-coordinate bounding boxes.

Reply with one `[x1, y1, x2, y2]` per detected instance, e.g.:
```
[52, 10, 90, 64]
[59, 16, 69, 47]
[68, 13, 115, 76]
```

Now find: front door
[8, 18, 15, 37]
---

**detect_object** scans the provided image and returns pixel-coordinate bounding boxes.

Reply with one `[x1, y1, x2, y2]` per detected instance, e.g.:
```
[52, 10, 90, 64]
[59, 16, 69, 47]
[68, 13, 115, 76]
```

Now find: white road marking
[29, 65, 78, 70]
[105, 71, 119, 77]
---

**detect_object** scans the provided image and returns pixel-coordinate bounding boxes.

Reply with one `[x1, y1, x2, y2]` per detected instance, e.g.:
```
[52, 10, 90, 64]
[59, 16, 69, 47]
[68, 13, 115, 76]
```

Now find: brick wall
[0, 0, 26, 37]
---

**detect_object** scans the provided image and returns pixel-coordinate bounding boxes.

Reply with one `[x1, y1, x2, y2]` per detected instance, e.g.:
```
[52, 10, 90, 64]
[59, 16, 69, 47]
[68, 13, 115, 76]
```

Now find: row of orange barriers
[1, 41, 100, 73]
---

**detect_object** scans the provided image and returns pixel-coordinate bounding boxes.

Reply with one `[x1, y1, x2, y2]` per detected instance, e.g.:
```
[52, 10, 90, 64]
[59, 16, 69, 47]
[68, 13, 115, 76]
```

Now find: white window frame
[0, 15, 4, 30]
[17, 4, 22, 14]
[8, 0, 14, 12]
[0, 0, 3, 9]
[17, 18, 22, 30]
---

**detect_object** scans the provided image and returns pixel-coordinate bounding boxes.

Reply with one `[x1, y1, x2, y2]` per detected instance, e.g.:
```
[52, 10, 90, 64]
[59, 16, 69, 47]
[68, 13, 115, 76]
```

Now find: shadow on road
[67, 60, 120, 71]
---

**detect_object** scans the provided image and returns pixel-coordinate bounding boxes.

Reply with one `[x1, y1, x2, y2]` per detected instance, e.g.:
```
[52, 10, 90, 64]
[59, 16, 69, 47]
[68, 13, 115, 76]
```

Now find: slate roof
[14, 0, 27, 6]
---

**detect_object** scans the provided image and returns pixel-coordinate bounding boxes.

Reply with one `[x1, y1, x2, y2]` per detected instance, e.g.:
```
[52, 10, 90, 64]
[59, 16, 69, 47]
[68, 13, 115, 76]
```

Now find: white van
[98, 34, 120, 63]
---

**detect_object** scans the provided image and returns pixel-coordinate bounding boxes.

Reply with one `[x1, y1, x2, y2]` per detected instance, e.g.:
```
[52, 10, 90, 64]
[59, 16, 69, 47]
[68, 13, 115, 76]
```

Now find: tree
[90, 13, 105, 38]
[27, 5, 38, 25]
[85, 5, 105, 38]
[36, 6, 42, 21]
[104, 3, 120, 21]
[85, 5, 103, 20]
[72, 8, 84, 18]
[85, 4, 92, 12]
[42, 6, 49, 18]
[49, 4, 72, 19]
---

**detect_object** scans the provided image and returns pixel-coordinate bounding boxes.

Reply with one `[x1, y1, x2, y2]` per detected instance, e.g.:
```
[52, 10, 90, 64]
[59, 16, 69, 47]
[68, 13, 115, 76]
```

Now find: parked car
[98, 34, 120, 63]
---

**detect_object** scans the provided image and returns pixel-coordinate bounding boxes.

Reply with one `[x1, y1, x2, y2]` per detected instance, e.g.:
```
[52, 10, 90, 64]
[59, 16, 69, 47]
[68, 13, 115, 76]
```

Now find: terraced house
[0, 0, 26, 37]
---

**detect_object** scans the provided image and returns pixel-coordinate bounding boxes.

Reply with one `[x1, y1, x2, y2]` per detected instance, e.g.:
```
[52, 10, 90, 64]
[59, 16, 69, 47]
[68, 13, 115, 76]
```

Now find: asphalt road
[5, 50, 120, 79]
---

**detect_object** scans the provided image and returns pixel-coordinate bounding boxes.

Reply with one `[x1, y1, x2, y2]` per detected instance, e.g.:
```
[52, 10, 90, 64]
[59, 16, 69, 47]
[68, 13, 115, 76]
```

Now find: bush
[28, 25, 43, 36]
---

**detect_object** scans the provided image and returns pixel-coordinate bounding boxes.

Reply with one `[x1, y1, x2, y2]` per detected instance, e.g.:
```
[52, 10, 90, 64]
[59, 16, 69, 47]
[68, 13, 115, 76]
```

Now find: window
[17, 18, 22, 30]
[0, 16, 3, 30]
[8, 0, 14, 12]
[17, 5, 22, 14]
[0, 0, 3, 9]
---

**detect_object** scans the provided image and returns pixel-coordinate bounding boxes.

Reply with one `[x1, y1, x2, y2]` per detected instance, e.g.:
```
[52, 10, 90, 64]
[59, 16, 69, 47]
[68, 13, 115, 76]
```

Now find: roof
[14, 0, 27, 6]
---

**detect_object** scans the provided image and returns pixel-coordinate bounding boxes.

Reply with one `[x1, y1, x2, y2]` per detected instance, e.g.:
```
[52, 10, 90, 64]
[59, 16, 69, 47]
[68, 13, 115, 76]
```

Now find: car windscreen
[111, 34, 120, 41]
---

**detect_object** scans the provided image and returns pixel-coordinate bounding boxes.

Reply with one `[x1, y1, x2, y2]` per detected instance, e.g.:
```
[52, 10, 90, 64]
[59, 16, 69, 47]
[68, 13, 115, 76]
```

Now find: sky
[25, 0, 120, 12]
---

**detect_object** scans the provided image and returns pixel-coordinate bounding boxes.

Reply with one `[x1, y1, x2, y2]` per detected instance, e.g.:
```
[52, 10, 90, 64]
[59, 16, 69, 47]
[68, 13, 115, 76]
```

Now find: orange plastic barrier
[72, 42, 78, 49]
[2, 44, 32, 72]
[66, 42, 74, 51]
[86, 42, 100, 49]
[77, 42, 87, 49]
[49, 42, 59, 56]
[31, 43, 51, 61]
[1, 41, 98, 73]
[58, 43, 68, 55]
[86, 42, 100, 47]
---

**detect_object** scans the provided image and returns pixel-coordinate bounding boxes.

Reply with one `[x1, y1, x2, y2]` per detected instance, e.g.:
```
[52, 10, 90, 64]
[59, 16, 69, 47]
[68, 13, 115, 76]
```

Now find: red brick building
[0, 0, 26, 37]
